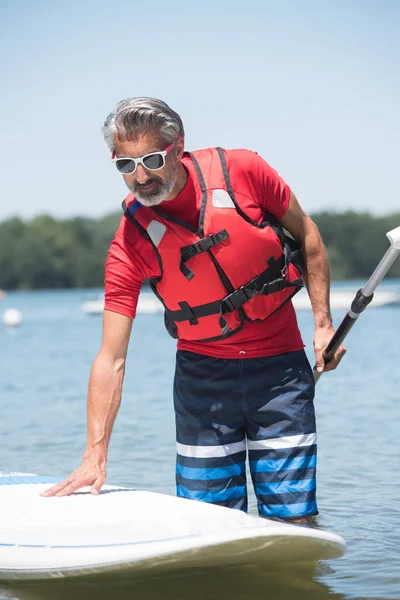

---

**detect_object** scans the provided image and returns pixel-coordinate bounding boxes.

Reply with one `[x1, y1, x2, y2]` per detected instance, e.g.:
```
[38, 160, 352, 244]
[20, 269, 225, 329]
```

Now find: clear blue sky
[1, 0, 399, 221]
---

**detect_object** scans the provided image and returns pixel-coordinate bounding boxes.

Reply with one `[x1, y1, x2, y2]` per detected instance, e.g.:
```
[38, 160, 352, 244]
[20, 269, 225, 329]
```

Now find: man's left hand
[314, 325, 346, 373]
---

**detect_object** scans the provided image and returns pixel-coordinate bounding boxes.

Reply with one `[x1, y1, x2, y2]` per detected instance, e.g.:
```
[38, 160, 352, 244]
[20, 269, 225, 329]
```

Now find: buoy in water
[3, 308, 23, 327]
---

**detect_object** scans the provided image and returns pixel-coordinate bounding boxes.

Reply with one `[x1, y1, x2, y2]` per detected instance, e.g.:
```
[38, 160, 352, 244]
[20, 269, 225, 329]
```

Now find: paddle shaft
[314, 226, 400, 383]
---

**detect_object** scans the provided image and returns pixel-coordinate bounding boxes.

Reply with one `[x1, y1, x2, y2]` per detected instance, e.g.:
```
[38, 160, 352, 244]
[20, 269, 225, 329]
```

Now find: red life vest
[123, 147, 303, 342]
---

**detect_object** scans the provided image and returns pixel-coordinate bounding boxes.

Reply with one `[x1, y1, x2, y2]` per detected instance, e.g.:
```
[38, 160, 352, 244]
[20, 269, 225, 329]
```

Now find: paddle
[314, 225, 400, 383]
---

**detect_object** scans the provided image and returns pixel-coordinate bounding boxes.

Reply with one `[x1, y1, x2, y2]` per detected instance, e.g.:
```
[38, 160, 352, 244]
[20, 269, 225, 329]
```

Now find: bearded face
[112, 131, 184, 207]
[128, 164, 178, 207]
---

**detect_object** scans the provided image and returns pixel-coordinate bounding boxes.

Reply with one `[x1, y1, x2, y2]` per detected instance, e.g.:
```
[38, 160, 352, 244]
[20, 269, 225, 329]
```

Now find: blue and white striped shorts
[174, 349, 317, 519]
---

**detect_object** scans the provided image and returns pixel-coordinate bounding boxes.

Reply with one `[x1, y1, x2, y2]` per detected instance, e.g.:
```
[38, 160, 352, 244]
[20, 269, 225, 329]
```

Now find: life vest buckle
[260, 277, 286, 295]
[221, 286, 254, 313]
[195, 237, 213, 252]
[196, 230, 229, 253]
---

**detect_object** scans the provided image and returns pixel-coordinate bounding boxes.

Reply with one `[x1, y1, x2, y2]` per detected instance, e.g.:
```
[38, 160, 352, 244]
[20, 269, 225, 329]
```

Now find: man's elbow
[93, 352, 127, 376]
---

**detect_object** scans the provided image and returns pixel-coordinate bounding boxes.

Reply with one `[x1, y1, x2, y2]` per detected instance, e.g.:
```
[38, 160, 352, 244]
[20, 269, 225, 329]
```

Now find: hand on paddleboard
[40, 458, 106, 497]
[314, 325, 346, 373]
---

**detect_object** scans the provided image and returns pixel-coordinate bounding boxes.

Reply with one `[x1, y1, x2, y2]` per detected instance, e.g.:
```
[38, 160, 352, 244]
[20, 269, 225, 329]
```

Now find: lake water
[1, 284, 400, 600]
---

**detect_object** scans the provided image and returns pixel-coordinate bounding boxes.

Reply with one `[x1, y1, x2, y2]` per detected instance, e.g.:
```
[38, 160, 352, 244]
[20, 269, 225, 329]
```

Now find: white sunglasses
[111, 143, 175, 174]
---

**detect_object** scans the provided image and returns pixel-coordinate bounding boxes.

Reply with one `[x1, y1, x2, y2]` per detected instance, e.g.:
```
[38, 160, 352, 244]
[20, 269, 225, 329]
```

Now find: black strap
[179, 229, 230, 280]
[219, 256, 303, 313]
[166, 254, 303, 325]
[188, 152, 208, 236]
[176, 301, 199, 325]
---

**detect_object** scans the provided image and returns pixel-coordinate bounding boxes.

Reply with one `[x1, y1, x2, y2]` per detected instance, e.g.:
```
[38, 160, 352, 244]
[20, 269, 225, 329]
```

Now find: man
[42, 97, 345, 524]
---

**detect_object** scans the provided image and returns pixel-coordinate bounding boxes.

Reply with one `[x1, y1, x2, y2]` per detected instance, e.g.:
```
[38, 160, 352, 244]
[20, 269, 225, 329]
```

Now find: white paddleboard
[0, 473, 345, 581]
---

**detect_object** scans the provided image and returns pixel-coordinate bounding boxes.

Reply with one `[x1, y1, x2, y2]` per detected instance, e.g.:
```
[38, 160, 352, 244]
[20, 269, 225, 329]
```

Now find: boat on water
[82, 287, 400, 315]
[294, 288, 400, 310]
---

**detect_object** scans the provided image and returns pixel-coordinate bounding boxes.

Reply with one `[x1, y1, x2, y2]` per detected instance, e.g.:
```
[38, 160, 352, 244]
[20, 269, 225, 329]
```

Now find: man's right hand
[41, 311, 132, 499]
[40, 459, 106, 497]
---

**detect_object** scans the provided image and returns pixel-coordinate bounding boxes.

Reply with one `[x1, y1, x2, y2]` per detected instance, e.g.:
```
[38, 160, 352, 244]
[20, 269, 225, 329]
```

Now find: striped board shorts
[174, 349, 317, 519]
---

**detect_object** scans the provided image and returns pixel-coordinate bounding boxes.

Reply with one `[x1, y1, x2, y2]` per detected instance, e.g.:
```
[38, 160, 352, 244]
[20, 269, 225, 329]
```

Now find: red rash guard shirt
[105, 149, 304, 359]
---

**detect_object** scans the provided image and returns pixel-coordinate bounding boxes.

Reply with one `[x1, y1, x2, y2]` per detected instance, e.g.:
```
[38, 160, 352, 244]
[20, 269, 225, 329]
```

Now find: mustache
[134, 177, 162, 189]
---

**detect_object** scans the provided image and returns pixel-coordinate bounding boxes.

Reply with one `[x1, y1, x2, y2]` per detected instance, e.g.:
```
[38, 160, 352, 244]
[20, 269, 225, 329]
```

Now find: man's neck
[164, 163, 188, 203]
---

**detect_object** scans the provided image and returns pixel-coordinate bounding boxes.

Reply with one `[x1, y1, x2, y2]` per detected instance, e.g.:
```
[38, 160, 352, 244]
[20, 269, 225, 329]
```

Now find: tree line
[0, 211, 399, 290]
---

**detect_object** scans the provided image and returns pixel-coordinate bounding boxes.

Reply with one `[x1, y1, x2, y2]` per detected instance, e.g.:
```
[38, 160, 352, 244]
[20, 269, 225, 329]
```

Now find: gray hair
[102, 97, 185, 150]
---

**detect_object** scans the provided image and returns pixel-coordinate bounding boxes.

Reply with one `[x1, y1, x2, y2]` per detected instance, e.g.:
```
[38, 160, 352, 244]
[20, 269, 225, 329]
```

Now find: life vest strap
[176, 301, 199, 325]
[220, 256, 302, 313]
[167, 254, 303, 326]
[179, 229, 230, 280]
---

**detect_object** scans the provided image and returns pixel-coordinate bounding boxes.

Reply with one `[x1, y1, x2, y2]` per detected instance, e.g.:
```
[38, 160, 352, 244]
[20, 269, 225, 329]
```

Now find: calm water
[1, 285, 400, 600]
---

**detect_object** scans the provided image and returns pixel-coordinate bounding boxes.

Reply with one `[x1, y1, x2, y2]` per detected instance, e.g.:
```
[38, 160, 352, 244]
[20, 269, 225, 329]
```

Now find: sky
[0, 0, 399, 221]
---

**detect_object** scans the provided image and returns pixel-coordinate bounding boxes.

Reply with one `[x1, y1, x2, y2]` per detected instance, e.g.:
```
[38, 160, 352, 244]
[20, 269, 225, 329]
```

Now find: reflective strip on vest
[147, 220, 166, 247]
[212, 189, 235, 208]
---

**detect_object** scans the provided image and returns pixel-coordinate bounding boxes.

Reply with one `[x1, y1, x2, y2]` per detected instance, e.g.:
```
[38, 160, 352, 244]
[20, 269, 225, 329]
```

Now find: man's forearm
[301, 219, 332, 328]
[84, 353, 126, 462]
[280, 194, 344, 372]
